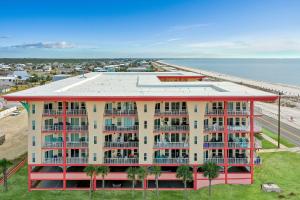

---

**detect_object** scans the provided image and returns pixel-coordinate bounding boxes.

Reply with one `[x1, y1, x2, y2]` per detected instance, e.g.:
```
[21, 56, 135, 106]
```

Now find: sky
[0, 0, 300, 58]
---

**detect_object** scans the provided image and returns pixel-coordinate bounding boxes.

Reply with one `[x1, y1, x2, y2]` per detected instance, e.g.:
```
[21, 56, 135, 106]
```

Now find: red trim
[250, 101, 254, 184]
[3, 95, 278, 102]
[63, 102, 67, 190]
[224, 101, 228, 184]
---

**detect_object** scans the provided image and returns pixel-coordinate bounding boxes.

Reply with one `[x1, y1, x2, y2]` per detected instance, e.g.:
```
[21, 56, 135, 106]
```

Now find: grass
[262, 128, 296, 148]
[1, 152, 300, 200]
[255, 134, 277, 149]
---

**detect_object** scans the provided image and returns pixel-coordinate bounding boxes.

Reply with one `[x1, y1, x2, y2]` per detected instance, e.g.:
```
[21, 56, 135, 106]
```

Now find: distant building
[0, 76, 17, 87]
[127, 67, 149, 72]
[12, 70, 30, 81]
[52, 74, 71, 82]
[103, 65, 119, 72]
[94, 67, 107, 72]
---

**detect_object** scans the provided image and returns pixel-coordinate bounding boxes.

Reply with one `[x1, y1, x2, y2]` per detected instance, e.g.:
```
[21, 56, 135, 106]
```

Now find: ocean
[161, 59, 300, 87]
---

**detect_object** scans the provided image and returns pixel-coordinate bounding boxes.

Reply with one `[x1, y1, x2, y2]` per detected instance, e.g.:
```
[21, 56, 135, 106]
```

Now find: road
[256, 114, 300, 147]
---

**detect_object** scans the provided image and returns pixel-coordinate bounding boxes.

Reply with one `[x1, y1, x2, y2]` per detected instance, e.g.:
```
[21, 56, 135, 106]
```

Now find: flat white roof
[4, 72, 277, 100]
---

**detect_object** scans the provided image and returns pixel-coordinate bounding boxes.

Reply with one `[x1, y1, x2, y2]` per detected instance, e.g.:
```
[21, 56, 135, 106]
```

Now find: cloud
[0, 35, 9, 39]
[10, 41, 75, 49]
[167, 38, 182, 42]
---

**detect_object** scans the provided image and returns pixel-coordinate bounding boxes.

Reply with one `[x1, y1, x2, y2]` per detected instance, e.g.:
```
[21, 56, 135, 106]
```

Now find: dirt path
[0, 110, 28, 160]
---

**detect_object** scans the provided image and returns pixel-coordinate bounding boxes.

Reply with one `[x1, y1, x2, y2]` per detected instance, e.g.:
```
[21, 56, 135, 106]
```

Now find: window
[32, 104, 35, 114]
[32, 153, 35, 163]
[93, 104, 97, 112]
[165, 102, 170, 111]
[194, 120, 198, 129]
[94, 136, 97, 144]
[144, 104, 147, 112]
[194, 105, 198, 112]
[94, 120, 97, 129]
[32, 120, 36, 130]
[144, 136, 147, 144]
[32, 136, 36, 146]
[93, 153, 97, 161]
[144, 121, 147, 129]
[194, 153, 197, 161]
[144, 153, 147, 161]
[194, 136, 197, 144]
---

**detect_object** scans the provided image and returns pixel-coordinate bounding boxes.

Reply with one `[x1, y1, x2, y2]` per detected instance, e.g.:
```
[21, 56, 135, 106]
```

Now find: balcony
[205, 109, 249, 116]
[42, 125, 63, 132]
[66, 109, 87, 116]
[43, 109, 63, 116]
[153, 142, 189, 148]
[67, 141, 89, 148]
[153, 158, 189, 164]
[154, 109, 188, 116]
[66, 125, 88, 131]
[43, 157, 63, 164]
[104, 109, 137, 116]
[154, 125, 189, 132]
[203, 142, 224, 148]
[228, 142, 249, 148]
[103, 125, 139, 132]
[228, 157, 249, 164]
[104, 141, 139, 148]
[42, 142, 63, 148]
[67, 157, 88, 164]
[204, 157, 224, 164]
[104, 158, 139, 164]
[204, 125, 224, 132]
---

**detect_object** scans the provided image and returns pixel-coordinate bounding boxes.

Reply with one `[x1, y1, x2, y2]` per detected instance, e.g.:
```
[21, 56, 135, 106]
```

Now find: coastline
[156, 60, 300, 97]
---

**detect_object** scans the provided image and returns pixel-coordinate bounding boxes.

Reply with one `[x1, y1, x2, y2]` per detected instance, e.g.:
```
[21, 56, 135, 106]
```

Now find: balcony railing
[205, 109, 249, 116]
[228, 142, 249, 148]
[153, 158, 189, 164]
[42, 142, 63, 148]
[153, 142, 189, 148]
[67, 141, 89, 148]
[154, 125, 189, 132]
[204, 125, 224, 132]
[42, 125, 63, 132]
[104, 158, 138, 164]
[204, 158, 224, 164]
[104, 109, 137, 116]
[203, 142, 224, 148]
[67, 157, 88, 164]
[154, 109, 188, 116]
[43, 157, 63, 164]
[66, 109, 87, 115]
[66, 125, 88, 131]
[43, 109, 63, 116]
[104, 141, 139, 148]
[104, 125, 139, 132]
[228, 157, 249, 164]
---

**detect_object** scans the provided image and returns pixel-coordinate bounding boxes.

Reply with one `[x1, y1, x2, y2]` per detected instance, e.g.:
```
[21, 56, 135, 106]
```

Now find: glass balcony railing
[104, 141, 139, 148]
[154, 109, 188, 116]
[104, 125, 139, 131]
[154, 142, 189, 148]
[204, 157, 224, 164]
[104, 109, 137, 116]
[154, 125, 189, 132]
[228, 157, 249, 164]
[43, 157, 63, 164]
[203, 142, 224, 148]
[42, 142, 63, 148]
[43, 109, 63, 116]
[205, 109, 250, 116]
[66, 109, 87, 115]
[153, 158, 189, 164]
[66, 125, 88, 131]
[104, 158, 138, 164]
[66, 141, 89, 148]
[67, 157, 88, 164]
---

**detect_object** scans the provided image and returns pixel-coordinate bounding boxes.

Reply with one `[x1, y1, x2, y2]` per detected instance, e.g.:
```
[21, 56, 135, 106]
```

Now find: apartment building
[3, 72, 278, 190]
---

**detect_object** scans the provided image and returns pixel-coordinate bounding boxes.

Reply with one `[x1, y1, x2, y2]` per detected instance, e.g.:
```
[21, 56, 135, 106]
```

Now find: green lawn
[255, 134, 277, 149]
[262, 128, 296, 148]
[1, 152, 300, 200]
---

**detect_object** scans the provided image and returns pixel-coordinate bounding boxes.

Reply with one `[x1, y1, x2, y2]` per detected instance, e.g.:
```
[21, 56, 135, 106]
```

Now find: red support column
[193, 166, 197, 190]
[224, 101, 228, 184]
[250, 100, 254, 184]
[93, 175, 97, 191]
[63, 101, 67, 190]
[144, 178, 147, 190]
[28, 165, 31, 192]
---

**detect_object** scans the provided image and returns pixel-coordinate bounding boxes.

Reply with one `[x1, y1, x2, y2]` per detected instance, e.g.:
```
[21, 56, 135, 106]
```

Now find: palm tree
[202, 162, 220, 196]
[127, 167, 138, 199]
[149, 165, 161, 198]
[0, 158, 12, 192]
[176, 165, 193, 199]
[84, 165, 96, 200]
[97, 166, 110, 190]
[137, 167, 148, 199]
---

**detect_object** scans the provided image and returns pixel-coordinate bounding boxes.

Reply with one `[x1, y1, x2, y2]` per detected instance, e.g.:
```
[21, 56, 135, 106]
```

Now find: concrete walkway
[259, 147, 300, 153]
